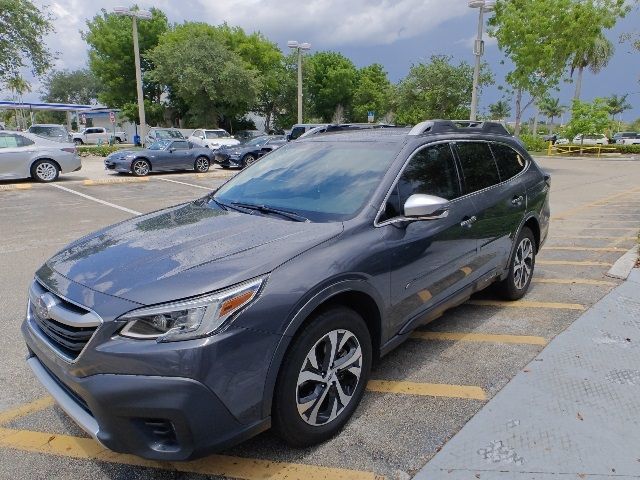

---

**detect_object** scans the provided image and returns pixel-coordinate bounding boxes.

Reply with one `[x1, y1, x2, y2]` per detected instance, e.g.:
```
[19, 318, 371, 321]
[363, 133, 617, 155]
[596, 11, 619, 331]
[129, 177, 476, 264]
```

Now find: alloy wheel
[196, 157, 209, 172]
[296, 329, 363, 426]
[35, 162, 57, 181]
[513, 237, 534, 290]
[245, 154, 256, 167]
[132, 160, 150, 176]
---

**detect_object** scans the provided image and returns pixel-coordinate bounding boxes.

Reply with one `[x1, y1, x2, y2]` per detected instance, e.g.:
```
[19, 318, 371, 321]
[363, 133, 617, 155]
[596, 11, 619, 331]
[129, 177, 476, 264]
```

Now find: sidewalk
[415, 268, 640, 479]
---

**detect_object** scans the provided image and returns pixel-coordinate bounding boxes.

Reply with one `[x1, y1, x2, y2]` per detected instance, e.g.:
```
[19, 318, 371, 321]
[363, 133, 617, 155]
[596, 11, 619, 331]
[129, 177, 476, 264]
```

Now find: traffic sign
[109, 111, 115, 123]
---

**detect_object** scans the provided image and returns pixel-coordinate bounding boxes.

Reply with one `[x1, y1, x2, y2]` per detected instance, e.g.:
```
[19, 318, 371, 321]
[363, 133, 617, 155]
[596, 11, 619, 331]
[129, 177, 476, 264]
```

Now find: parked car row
[550, 132, 640, 146]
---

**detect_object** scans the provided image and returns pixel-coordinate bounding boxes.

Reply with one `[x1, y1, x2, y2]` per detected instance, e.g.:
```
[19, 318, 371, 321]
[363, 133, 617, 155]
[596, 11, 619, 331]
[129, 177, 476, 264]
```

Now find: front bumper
[214, 153, 242, 168]
[104, 159, 131, 173]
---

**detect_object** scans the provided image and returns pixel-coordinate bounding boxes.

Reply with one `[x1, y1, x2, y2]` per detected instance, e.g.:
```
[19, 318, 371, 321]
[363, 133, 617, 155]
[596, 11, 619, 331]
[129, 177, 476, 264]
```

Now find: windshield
[205, 130, 229, 139]
[149, 139, 171, 150]
[156, 130, 183, 139]
[214, 141, 399, 222]
[244, 136, 269, 147]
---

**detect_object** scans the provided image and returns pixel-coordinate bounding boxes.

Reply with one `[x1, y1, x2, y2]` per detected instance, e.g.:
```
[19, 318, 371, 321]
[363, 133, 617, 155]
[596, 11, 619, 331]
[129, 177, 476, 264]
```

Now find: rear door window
[383, 143, 461, 220]
[490, 143, 526, 181]
[455, 142, 501, 194]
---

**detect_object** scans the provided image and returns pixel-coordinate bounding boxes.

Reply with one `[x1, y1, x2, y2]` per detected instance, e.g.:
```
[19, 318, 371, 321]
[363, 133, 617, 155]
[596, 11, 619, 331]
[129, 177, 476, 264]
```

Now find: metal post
[297, 48, 303, 124]
[470, 7, 484, 121]
[131, 16, 147, 142]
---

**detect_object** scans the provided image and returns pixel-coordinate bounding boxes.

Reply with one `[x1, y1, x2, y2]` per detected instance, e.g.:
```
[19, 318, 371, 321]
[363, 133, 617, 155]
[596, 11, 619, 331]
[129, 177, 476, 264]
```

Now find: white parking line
[156, 177, 213, 191]
[49, 184, 141, 215]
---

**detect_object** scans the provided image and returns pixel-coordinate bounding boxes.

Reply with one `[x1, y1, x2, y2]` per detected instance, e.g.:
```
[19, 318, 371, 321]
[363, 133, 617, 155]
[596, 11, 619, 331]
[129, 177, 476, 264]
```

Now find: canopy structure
[0, 102, 117, 130]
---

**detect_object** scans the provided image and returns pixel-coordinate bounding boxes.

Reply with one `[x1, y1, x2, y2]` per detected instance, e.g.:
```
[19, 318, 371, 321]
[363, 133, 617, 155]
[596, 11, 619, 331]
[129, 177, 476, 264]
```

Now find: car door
[166, 140, 193, 170]
[454, 141, 526, 276]
[382, 142, 480, 333]
[0, 133, 28, 179]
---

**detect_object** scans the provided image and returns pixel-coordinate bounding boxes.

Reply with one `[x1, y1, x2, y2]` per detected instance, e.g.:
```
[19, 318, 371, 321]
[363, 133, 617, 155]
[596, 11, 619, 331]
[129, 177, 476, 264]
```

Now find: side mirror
[403, 194, 450, 219]
[169, 148, 175, 153]
[286, 134, 291, 141]
[199, 135, 205, 139]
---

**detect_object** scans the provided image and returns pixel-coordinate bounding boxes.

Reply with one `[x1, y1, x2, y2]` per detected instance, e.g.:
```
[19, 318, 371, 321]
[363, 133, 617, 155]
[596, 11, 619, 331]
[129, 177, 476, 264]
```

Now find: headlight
[119, 276, 265, 342]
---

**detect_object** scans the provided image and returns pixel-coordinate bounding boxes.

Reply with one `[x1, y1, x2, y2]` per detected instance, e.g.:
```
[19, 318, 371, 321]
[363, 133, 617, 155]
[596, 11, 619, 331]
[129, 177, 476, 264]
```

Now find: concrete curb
[606, 246, 639, 280]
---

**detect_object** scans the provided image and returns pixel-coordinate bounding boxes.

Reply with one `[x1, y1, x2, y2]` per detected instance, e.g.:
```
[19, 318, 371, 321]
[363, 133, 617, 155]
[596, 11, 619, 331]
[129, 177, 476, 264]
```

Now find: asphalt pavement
[0, 154, 638, 479]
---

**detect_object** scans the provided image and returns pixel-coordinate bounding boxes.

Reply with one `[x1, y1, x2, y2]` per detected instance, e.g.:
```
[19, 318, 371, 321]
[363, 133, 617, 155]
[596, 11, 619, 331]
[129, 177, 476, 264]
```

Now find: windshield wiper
[231, 202, 309, 222]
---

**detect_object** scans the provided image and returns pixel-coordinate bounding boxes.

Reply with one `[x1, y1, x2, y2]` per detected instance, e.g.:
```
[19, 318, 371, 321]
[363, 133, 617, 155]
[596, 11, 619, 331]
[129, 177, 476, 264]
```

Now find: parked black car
[23, 120, 549, 461]
[104, 139, 213, 176]
[214, 135, 286, 168]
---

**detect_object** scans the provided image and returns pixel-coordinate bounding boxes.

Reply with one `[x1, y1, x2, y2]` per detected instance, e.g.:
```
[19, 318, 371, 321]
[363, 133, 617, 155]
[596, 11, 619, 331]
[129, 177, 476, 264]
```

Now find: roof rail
[408, 119, 510, 136]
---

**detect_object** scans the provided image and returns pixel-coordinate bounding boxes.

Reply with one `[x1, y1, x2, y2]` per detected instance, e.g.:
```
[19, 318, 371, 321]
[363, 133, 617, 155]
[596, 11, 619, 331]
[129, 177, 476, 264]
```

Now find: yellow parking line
[0, 428, 377, 480]
[467, 299, 585, 311]
[367, 380, 486, 400]
[83, 178, 150, 185]
[195, 172, 235, 178]
[0, 184, 32, 191]
[537, 260, 613, 267]
[553, 186, 640, 219]
[543, 246, 627, 252]
[411, 331, 547, 345]
[0, 397, 54, 426]
[533, 278, 616, 286]
[460, 267, 473, 276]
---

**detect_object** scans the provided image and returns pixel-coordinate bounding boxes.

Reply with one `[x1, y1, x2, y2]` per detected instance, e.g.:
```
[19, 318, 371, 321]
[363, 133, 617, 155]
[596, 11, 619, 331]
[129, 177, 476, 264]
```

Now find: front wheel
[273, 306, 372, 447]
[31, 159, 59, 182]
[495, 227, 536, 300]
[131, 159, 151, 176]
[243, 154, 257, 168]
[194, 156, 210, 173]
[73, 139, 83, 146]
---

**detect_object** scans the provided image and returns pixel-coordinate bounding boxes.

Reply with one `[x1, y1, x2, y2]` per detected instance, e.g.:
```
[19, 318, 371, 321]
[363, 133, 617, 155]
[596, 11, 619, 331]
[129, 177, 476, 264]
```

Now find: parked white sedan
[572, 134, 609, 145]
[188, 129, 240, 150]
[0, 131, 81, 182]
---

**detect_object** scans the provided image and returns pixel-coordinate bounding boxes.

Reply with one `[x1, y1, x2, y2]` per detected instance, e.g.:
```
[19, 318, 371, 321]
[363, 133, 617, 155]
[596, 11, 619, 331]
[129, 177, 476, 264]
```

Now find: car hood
[106, 150, 137, 161]
[44, 202, 343, 305]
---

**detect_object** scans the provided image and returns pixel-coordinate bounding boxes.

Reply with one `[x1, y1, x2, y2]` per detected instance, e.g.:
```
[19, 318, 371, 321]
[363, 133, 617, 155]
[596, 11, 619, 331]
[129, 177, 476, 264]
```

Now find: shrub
[76, 145, 134, 157]
[519, 134, 548, 152]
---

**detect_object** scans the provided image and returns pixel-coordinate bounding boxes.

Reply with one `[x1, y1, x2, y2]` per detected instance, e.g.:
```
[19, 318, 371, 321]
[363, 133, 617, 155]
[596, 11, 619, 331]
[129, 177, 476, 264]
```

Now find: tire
[31, 159, 60, 183]
[495, 227, 536, 300]
[131, 159, 151, 176]
[73, 139, 83, 146]
[243, 154, 257, 168]
[273, 306, 372, 447]
[114, 137, 122, 144]
[194, 156, 210, 173]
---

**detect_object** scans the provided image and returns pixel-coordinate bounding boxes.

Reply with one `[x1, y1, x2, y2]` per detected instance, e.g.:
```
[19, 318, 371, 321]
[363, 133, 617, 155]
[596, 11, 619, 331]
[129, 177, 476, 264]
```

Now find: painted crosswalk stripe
[537, 260, 613, 267]
[533, 278, 616, 286]
[367, 380, 486, 400]
[0, 428, 376, 480]
[467, 299, 585, 311]
[411, 331, 547, 345]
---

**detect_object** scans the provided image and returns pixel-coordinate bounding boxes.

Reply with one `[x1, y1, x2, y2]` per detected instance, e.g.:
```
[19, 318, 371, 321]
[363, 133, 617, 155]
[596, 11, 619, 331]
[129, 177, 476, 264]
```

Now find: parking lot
[0, 155, 639, 480]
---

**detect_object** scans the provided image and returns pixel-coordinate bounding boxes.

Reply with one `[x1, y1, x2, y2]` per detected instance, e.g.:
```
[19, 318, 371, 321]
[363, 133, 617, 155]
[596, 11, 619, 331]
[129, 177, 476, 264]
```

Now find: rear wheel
[31, 159, 59, 182]
[273, 306, 372, 447]
[243, 154, 257, 168]
[73, 139, 83, 146]
[194, 156, 210, 173]
[131, 159, 151, 176]
[495, 227, 536, 300]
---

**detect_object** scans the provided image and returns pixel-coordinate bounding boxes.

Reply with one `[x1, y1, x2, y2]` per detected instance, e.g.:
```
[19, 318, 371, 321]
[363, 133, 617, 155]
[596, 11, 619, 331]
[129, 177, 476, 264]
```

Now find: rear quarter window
[455, 142, 501, 194]
[490, 143, 526, 180]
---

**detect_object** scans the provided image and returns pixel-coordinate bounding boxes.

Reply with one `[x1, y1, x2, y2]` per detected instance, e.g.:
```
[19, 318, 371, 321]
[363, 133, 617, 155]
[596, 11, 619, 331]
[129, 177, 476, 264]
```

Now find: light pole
[468, 0, 495, 121]
[114, 6, 152, 143]
[287, 41, 311, 124]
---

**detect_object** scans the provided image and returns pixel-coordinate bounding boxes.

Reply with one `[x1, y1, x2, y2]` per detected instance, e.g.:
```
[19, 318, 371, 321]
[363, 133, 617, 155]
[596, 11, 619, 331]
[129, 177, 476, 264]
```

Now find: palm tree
[606, 94, 632, 131]
[538, 97, 565, 132]
[6, 75, 31, 129]
[570, 34, 614, 100]
[488, 100, 511, 121]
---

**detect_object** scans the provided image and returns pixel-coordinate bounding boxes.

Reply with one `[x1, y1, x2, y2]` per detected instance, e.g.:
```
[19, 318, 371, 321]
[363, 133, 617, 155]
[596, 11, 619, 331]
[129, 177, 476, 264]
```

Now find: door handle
[460, 216, 477, 228]
[511, 195, 524, 206]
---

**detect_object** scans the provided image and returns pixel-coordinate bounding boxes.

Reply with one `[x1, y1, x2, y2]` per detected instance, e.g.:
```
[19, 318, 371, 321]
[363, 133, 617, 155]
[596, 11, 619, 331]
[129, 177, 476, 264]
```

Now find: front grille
[32, 311, 97, 359]
[28, 281, 101, 362]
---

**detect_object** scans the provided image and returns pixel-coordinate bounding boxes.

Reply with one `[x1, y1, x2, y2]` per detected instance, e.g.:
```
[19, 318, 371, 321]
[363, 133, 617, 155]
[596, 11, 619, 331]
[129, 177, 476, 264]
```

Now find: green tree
[489, 0, 628, 136]
[538, 97, 565, 131]
[564, 98, 612, 139]
[606, 93, 632, 132]
[41, 69, 101, 105]
[488, 100, 511, 120]
[306, 51, 358, 122]
[147, 23, 259, 128]
[6, 75, 31, 129]
[570, 33, 614, 100]
[0, 0, 54, 86]
[83, 8, 169, 111]
[351, 64, 392, 123]
[394, 55, 493, 125]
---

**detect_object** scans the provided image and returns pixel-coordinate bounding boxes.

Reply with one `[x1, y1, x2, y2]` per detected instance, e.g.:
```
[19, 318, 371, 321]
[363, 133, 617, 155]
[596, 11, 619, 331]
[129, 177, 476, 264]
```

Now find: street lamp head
[113, 6, 130, 15]
[135, 10, 152, 19]
[483, 0, 496, 11]
[299, 42, 311, 51]
[468, 0, 496, 11]
[287, 40, 299, 49]
[468, 0, 485, 8]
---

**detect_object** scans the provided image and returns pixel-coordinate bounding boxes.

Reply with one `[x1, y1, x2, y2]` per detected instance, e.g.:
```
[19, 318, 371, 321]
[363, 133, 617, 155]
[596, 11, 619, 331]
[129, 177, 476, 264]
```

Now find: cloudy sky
[14, 0, 640, 121]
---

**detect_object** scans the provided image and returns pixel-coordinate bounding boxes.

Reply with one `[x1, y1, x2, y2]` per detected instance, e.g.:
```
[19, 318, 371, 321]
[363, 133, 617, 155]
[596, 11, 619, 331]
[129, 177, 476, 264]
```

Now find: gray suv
[22, 120, 550, 460]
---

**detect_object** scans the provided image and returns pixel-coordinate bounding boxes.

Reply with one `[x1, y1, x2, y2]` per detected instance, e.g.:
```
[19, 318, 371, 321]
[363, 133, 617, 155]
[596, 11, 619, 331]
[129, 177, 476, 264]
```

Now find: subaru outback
[22, 120, 550, 460]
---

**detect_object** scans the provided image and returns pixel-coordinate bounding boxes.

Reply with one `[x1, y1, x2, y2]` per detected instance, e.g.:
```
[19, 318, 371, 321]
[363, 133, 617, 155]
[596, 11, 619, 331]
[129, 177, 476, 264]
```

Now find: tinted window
[289, 126, 306, 140]
[383, 143, 460, 220]
[491, 143, 526, 180]
[0, 133, 33, 148]
[455, 142, 501, 193]
[172, 140, 190, 150]
[215, 142, 400, 222]
[205, 130, 229, 139]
